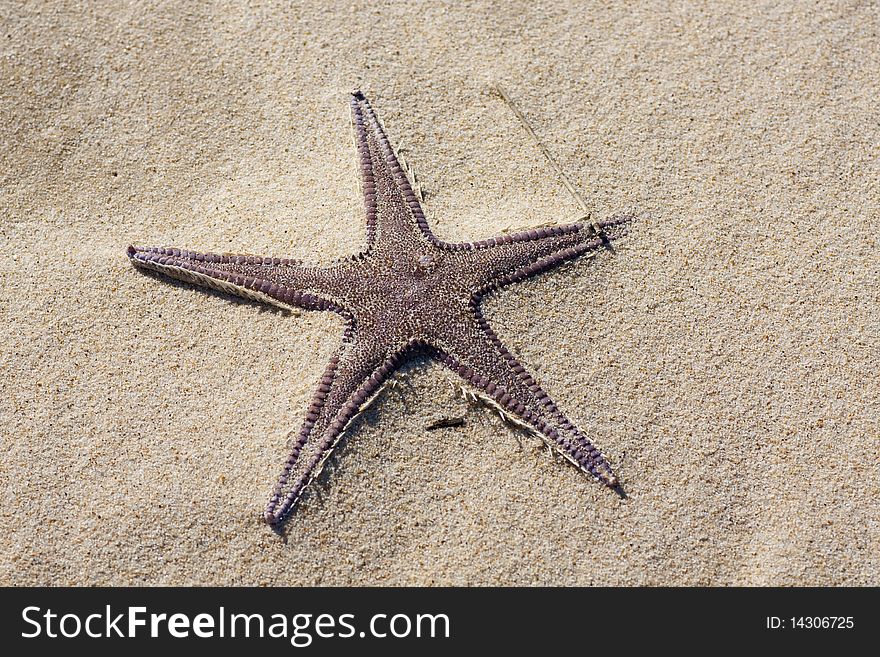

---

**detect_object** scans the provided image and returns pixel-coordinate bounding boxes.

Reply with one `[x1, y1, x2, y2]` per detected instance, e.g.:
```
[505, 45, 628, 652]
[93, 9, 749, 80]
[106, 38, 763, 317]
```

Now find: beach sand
[2, 0, 878, 585]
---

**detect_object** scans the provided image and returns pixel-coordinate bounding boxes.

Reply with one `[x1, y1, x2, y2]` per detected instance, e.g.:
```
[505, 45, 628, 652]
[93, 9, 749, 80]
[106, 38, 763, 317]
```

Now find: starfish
[127, 91, 632, 528]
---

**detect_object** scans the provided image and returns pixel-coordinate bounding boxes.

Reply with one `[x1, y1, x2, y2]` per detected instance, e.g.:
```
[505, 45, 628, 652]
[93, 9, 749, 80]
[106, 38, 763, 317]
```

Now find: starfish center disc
[415, 253, 438, 278]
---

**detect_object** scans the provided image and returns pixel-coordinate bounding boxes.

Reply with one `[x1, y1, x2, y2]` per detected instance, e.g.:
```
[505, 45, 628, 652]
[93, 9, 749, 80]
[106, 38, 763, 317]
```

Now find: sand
[1, 0, 878, 586]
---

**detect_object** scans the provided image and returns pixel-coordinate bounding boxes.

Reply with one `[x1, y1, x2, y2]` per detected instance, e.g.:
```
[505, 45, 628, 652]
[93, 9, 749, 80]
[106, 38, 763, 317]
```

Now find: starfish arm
[350, 92, 437, 249]
[263, 328, 405, 527]
[434, 312, 618, 488]
[460, 215, 632, 291]
[126, 245, 359, 312]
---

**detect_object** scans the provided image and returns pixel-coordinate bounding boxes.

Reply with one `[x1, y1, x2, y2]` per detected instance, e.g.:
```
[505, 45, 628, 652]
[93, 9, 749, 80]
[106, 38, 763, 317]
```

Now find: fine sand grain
[1, 1, 878, 585]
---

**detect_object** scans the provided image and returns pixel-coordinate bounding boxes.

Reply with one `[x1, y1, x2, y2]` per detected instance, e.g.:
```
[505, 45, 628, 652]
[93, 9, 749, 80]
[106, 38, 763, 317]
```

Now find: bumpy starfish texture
[128, 91, 632, 528]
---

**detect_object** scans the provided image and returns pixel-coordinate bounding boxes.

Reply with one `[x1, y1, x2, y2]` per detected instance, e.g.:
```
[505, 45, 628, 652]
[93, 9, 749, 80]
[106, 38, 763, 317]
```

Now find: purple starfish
[128, 91, 632, 529]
